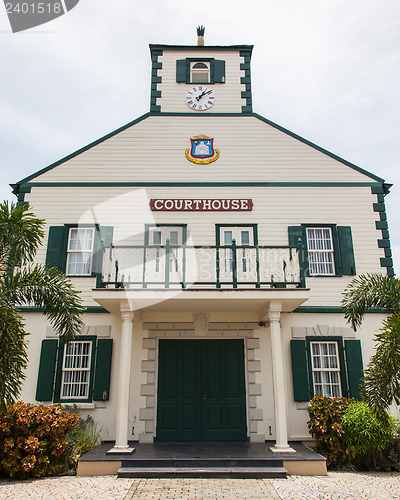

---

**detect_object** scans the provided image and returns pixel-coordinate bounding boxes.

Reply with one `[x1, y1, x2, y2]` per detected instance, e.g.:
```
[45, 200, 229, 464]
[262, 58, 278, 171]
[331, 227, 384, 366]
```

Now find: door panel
[157, 339, 247, 441]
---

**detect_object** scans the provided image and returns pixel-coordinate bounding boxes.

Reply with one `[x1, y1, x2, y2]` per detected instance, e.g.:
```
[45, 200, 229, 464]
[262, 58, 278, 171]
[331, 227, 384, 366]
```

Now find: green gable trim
[378, 239, 390, 248]
[253, 114, 385, 183]
[22, 181, 380, 189]
[15, 113, 151, 185]
[293, 306, 387, 313]
[14, 111, 385, 190]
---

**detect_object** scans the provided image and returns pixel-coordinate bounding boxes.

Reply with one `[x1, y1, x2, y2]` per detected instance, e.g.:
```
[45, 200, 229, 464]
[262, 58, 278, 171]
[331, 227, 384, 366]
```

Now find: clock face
[186, 86, 215, 111]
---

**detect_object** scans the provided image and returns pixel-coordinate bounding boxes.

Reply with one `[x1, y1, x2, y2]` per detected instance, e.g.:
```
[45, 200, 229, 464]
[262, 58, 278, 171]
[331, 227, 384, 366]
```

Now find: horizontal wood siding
[29, 116, 373, 183]
[158, 50, 246, 113]
[27, 184, 384, 307]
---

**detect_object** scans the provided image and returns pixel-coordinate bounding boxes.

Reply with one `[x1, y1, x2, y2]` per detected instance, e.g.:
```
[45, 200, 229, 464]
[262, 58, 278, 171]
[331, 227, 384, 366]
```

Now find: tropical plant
[0, 201, 85, 407]
[307, 395, 356, 468]
[342, 273, 400, 412]
[343, 401, 398, 469]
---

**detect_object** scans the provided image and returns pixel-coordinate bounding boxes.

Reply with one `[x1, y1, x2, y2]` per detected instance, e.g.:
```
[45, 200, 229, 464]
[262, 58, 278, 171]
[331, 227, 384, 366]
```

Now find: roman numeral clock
[186, 86, 215, 111]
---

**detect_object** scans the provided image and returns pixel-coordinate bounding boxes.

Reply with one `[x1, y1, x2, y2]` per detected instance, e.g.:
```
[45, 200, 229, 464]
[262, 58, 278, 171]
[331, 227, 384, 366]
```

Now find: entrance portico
[95, 288, 309, 454]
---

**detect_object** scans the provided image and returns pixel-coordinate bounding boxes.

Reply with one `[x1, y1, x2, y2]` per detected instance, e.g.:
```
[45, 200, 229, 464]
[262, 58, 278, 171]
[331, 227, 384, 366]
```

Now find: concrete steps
[117, 458, 287, 478]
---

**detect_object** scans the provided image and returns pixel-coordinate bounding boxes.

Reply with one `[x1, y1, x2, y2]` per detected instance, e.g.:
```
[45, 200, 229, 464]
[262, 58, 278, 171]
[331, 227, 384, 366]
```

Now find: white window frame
[60, 341, 93, 400]
[306, 227, 335, 276]
[66, 227, 95, 276]
[190, 61, 210, 83]
[310, 341, 342, 398]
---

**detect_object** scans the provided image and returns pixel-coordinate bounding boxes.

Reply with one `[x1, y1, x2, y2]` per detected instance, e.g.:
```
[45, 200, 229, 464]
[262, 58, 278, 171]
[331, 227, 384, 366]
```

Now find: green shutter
[176, 59, 188, 82]
[344, 340, 363, 400]
[290, 339, 311, 401]
[213, 60, 226, 83]
[45, 226, 67, 272]
[288, 226, 306, 286]
[288, 226, 304, 247]
[92, 226, 113, 275]
[36, 339, 58, 401]
[93, 339, 113, 401]
[337, 226, 356, 276]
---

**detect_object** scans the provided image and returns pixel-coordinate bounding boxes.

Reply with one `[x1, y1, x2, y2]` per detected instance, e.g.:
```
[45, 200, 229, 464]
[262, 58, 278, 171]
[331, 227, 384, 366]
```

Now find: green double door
[156, 339, 247, 441]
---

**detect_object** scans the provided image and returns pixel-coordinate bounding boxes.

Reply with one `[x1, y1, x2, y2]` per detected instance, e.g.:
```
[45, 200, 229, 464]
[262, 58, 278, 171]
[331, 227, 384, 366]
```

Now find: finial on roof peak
[197, 25, 205, 46]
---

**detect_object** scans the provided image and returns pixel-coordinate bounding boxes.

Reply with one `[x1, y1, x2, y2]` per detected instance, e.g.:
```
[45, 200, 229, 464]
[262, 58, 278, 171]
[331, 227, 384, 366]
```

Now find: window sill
[61, 403, 96, 410]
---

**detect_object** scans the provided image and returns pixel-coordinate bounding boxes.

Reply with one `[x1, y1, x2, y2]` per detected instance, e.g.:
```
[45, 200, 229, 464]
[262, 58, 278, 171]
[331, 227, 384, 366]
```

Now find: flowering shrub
[307, 395, 356, 468]
[0, 402, 79, 478]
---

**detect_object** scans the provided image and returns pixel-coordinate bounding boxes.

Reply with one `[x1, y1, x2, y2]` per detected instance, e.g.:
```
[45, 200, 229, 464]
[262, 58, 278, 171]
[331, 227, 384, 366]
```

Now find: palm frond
[0, 201, 44, 269]
[341, 273, 400, 330]
[4, 265, 85, 343]
[362, 314, 400, 411]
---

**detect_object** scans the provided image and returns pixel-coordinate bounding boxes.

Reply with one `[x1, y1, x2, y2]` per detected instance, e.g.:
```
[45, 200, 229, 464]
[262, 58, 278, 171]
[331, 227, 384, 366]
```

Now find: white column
[108, 306, 135, 454]
[269, 303, 295, 453]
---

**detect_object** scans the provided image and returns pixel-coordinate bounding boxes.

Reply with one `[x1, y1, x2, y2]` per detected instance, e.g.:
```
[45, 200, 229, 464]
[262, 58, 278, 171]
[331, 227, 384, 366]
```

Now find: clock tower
[149, 27, 253, 114]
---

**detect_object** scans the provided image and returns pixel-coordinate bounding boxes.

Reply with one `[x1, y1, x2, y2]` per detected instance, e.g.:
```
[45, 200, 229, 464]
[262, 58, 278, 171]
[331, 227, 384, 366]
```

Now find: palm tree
[342, 273, 400, 412]
[0, 201, 84, 407]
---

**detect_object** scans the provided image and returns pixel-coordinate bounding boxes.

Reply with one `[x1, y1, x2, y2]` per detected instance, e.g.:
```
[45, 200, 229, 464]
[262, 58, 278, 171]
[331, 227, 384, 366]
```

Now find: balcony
[99, 241, 303, 290]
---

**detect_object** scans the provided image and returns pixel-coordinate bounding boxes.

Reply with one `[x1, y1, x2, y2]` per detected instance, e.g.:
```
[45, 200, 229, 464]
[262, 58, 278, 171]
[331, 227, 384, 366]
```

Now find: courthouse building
[12, 29, 393, 473]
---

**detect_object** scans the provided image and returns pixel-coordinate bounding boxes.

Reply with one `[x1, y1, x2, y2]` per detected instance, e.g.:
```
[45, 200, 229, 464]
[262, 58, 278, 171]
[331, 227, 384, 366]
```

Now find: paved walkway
[0, 473, 399, 499]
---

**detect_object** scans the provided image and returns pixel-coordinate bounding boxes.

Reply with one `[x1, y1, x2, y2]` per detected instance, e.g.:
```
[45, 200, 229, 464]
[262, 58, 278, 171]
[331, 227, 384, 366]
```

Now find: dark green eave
[150, 44, 253, 58]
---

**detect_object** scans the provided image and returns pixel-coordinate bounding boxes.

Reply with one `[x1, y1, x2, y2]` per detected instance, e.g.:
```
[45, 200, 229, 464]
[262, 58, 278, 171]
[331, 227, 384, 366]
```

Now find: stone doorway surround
[139, 320, 264, 444]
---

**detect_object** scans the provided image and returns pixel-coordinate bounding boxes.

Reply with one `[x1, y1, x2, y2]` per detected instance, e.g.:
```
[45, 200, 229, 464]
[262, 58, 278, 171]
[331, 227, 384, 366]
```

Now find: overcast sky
[1, 0, 399, 271]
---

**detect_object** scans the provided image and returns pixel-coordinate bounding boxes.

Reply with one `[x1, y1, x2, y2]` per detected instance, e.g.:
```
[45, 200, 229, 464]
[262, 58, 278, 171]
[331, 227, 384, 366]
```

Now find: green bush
[0, 402, 79, 478]
[343, 401, 398, 468]
[308, 395, 356, 468]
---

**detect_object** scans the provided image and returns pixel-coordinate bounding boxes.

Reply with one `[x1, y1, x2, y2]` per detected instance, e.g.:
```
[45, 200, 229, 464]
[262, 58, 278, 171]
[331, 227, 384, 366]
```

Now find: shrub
[307, 395, 356, 468]
[67, 414, 103, 470]
[343, 401, 398, 468]
[0, 402, 79, 478]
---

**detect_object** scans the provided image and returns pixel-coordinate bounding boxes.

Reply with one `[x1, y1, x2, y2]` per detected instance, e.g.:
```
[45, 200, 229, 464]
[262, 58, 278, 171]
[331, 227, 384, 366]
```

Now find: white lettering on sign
[149, 199, 253, 211]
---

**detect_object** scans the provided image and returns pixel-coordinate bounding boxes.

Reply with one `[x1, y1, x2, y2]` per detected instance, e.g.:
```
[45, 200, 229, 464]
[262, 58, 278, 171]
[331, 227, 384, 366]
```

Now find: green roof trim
[150, 44, 253, 57]
[15, 113, 151, 186]
[253, 114, 385, 183]
[13, 112, 385, 192]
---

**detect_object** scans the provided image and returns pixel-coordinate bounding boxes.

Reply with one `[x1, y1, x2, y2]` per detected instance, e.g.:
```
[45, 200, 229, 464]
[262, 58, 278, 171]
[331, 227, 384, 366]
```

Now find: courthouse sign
[149, 199, 253, 211]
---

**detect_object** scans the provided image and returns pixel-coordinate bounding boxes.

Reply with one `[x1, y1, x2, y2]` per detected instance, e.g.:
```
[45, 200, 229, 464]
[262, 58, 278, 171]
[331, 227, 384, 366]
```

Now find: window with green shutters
[45, 225, 113, 284]
[288, 224, 356, 280]
[290, 337, 363, 402]
[36, 337, 113, 403]
[176, 58, 226, 84]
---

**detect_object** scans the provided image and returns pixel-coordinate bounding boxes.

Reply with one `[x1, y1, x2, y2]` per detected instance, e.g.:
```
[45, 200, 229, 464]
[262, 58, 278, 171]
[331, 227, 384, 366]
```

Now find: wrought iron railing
[100, 240, 302, 289]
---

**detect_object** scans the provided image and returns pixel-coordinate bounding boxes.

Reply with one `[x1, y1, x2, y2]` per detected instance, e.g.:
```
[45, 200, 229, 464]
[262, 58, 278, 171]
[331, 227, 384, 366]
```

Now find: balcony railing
[100, 241, 302, 289]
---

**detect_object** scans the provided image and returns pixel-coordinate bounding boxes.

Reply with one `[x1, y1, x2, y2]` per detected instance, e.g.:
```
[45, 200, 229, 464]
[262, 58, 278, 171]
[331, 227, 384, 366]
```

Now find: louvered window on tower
[191, 62, 210, 83]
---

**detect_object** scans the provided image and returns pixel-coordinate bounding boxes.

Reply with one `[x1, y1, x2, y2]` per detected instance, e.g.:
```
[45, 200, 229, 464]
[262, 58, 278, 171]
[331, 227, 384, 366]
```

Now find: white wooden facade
[13, 40, 393, 452]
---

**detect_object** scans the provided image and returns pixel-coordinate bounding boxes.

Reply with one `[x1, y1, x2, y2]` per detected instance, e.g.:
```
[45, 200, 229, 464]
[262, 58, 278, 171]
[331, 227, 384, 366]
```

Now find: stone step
[117, 466, 287, 479]
[121, 458, 284, 468]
